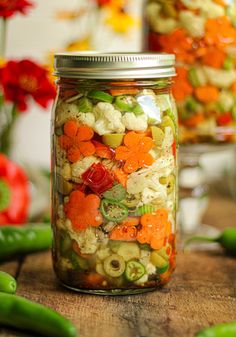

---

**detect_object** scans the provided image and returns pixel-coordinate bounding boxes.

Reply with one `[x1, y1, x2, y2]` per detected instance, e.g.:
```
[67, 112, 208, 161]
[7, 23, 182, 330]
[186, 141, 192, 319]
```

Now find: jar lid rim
[54, 52, 176, 79]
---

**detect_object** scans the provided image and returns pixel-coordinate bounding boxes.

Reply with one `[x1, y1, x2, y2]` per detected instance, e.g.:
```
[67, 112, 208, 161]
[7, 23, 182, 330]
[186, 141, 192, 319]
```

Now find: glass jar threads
[52, 52, 177, 294]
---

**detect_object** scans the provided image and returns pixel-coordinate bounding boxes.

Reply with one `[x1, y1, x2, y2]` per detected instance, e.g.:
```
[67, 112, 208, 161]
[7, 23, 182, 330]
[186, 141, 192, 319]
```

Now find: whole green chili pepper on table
[185, 227, 236, 255]
[195, 321, 236, 337]
[0, 271, 17, 294]
[0, 293, 77, 337]
[0, 224, 52, 262]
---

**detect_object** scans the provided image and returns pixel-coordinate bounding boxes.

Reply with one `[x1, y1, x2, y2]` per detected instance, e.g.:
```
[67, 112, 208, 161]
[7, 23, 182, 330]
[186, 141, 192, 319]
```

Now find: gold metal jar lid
[54, 52, 176, 79]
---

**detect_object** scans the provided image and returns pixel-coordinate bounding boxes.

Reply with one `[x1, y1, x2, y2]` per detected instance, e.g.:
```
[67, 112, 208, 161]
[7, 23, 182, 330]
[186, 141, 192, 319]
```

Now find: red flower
[0, 59, 56, 111]
[0, 154, 30, 225]
[95, 0, 113, 6]
[0, 0, 34, 18]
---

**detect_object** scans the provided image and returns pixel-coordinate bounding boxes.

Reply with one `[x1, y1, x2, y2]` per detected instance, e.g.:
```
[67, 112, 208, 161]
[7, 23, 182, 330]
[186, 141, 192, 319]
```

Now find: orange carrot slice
[59, 135, 73, 150]
[78, 141, 96, 157]
[109, 88, 139, 96]
[109, 224, 137, 241]
[67, 146, 81, 162]
[64, 120, 78, 137]
[76, 125, 94, 142]
[183, 113, 205, 128]
[113, 168, 128, 187]
[194, 86, 219, 103]
[121, 217, 139, 227]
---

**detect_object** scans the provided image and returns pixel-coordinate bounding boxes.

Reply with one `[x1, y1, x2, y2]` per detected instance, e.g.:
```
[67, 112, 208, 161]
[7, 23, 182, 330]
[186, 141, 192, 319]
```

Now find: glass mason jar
[51, 52, 177, 294]
[144, 0, 236, 144]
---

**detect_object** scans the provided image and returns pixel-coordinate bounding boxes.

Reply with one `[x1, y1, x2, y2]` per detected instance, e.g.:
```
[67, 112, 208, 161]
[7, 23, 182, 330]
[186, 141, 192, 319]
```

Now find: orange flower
[137, 209, 172, 250]
[59, 120, 95, 162]
[172, 67, 193, 102]
[64, 190, 102, 231]
[115, 131, 154, 173]
[204, 16, 236, 48]
[158, 28, 195, 64]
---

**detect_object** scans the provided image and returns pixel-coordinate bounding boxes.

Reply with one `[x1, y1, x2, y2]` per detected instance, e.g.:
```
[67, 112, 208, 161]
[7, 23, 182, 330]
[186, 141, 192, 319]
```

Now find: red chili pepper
[0, 154, 30, 225]
[217, 112, 233, 126]
[172, 139, 177, 157]
[82, 163, 114, 194]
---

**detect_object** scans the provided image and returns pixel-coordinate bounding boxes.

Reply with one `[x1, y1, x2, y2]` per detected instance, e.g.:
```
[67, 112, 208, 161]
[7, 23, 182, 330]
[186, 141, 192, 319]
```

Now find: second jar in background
[145, 0, 236, 144]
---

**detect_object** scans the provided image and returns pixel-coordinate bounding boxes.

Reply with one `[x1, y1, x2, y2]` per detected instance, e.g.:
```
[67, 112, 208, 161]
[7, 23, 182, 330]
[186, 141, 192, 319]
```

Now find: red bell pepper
[217, 112, 233, 126]
[82, 163, 114, 195]
[0, 154, 30, 225]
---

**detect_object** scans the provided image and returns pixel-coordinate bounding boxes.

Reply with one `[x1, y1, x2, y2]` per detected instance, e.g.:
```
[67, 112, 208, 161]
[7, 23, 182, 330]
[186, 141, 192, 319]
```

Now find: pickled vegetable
[125, 260, 146, 282]
[102, 134, 125, 148]
[103, 254, 125, 277]
[52, 64, 177, 293]
[145, 0, 236, 144]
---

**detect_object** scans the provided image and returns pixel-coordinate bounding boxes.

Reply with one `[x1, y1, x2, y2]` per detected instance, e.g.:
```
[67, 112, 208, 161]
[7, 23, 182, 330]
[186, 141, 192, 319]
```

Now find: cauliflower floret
[151, 17, 178, 34]
[122, 113, 148, 131]
[57, 204, 65, 220]
[200, 1, 224, 18]
[57, 257, 73, 270]
[55, 102, 80, 127]
[56, 218, 64, 229]
[78, 112, 95, 127]
[97, 247, 111, 260]
[140, 250, 151, 267]
[127, 155, 175, 207]
[71, 156, 99, 182]
[134, 262, 156, 285]
[60, 163, 72, 181]
[179, 11, 205, 38]
[65, 222, 99, 254]
[55, 138, 67, 167]
[155, 94, 172, 112]
[162, 127, 174, 154]
[141, 186, 167, 205]
[181, 0, 224, 18]
[218, 90, 235, 111]
[145, 2, 161, 25]
[203, 66, 236, 88]
[93, 102, 125, 135]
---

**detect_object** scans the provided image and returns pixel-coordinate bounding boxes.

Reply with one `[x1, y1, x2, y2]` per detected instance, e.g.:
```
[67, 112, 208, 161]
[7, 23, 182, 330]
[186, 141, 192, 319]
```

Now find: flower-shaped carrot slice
[59, 120, 95, 162]
[115, 131, 154, 173]
[64, 190, 103, 230]
[137, 209, 172, 250]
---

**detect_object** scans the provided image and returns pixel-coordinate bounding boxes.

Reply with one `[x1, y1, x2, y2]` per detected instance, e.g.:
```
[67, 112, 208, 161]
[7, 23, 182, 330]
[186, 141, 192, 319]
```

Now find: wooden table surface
[1, 195, 236, 337]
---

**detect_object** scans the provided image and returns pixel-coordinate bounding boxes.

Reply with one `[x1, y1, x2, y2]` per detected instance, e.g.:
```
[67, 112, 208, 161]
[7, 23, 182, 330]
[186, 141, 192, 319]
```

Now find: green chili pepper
[223, 55, 234, 70]
[0, 293, 77, 337]
[125, 260, 146, 282]
[195, 321, 236, 337]
[0, 271, 17, 294]
[115, 95, 143, 114]
[134, 204, 156, 216]
[100, 199, 128, 222]
[188, 67, 201, 87]
[185, 227, 236, 256]
[88, 90, 113, 103]
[0, 224, 52, 262]
[77, 96, 93, 113]
[103, 184, 126, 201]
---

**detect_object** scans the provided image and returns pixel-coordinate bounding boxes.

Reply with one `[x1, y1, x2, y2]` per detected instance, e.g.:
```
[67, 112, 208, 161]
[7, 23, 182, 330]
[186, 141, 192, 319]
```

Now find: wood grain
[0, 195, 236, 337]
